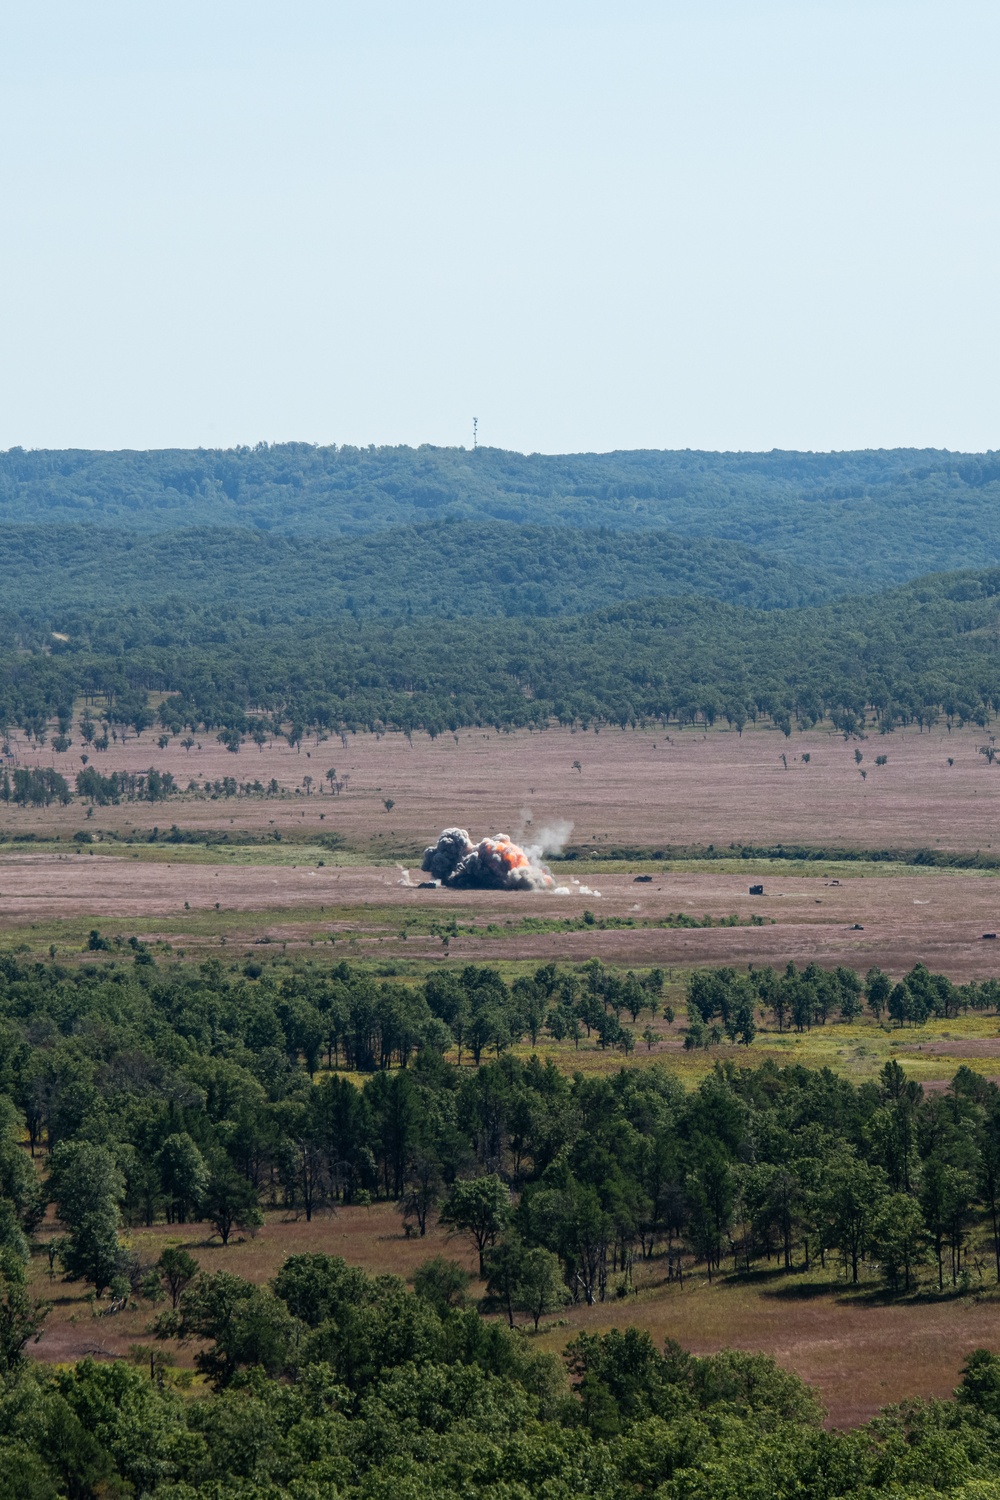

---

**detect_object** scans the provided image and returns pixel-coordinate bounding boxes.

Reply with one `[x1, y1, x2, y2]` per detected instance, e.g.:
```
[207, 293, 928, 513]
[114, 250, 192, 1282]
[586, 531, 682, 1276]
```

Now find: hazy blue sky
[1, 1, 997, 454]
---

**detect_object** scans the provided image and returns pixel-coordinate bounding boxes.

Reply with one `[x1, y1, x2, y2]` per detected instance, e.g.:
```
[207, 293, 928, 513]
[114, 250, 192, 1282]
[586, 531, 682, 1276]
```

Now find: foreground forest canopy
[8, 1301, 1000, 1498]
[4, 950, 1000, 1494]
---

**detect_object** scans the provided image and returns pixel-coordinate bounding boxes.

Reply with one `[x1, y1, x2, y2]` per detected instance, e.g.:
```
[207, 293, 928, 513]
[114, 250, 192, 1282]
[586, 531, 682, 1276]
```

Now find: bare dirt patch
[901, 1037, 1000, 1058]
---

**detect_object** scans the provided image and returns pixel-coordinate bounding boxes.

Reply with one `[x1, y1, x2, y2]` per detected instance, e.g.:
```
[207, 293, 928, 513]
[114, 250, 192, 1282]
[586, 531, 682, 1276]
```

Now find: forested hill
[3, 567, 1000, 738]
[4, 441, 1000, 737]
[0, 520, 834, 620]
[5, 442, 1000, 589]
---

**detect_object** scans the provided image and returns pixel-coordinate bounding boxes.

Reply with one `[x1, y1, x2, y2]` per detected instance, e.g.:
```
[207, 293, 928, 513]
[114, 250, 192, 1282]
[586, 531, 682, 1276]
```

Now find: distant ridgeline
[2, 442, 1000, 736]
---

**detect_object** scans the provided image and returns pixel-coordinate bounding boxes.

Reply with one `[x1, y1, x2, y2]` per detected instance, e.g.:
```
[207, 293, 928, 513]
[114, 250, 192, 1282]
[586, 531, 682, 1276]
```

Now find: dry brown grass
[6, 719, 1000, 853]
[6, 855, 1000, 988]
[29, 1203, 1000, 1429]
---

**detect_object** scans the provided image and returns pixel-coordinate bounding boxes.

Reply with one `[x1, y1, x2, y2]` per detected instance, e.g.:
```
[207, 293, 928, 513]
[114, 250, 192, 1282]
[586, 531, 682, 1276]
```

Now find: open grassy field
[6, 719, 1000, 854]
[4, 851, 1000, 985]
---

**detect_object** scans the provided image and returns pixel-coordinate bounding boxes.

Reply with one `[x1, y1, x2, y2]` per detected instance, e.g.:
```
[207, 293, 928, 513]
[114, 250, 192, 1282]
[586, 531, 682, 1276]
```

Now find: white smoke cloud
[523, 817, 574, 864]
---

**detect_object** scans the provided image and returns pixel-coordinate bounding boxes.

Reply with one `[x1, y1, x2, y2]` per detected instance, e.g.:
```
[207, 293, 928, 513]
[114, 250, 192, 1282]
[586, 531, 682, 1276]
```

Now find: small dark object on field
[851, 923, 864, 930]
[983, 933, 997, 940]
[749, 884, 764, 895]
[417, 881, 438, 889]
[633, 875, 653, 883]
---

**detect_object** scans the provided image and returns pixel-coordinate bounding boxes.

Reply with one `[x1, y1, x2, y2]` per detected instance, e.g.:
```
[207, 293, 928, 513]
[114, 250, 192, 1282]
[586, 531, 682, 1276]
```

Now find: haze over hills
[5, 443, 1000, 594]
[4, 442, 1000, 739]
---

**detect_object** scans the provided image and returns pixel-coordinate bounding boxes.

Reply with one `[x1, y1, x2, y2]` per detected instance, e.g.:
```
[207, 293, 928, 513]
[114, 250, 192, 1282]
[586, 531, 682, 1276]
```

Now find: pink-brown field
[5, 719, 1000, 978]
[5, 719, 1000, 852]
[3, 856, 1000, 982]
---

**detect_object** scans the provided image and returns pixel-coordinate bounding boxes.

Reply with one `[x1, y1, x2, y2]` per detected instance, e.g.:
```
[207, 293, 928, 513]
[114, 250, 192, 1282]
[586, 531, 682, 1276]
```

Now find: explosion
[420, 827, 555, 890]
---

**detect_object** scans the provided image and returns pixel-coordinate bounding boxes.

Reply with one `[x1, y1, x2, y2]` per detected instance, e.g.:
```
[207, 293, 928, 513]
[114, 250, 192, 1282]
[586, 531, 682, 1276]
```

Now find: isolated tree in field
[204, 1164, 263, 1246]
[440, 1174, 510, 1274]
[158, 1247, 200, 1308]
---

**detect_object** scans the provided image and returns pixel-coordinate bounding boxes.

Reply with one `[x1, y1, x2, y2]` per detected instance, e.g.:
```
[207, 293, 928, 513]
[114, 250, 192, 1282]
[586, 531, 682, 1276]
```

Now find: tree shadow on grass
[715, 1266, 845, 1300]
[760, 1279, 845, 1301]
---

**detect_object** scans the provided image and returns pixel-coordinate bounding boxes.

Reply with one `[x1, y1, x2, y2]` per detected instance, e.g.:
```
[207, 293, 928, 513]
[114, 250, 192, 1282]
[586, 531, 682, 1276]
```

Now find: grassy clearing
[0, 839, 390, 868]
[28, 1201, 1000, 1428]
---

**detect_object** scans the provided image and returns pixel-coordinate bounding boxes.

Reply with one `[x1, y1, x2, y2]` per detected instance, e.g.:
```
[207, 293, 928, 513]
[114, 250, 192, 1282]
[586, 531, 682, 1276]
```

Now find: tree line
[5, 440, 1000, 590]
[684, 960, 1000, 1045]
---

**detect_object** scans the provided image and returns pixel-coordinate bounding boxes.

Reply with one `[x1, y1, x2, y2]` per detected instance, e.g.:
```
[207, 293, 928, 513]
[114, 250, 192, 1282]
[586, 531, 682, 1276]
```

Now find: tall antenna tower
[473, 417, 478, 450]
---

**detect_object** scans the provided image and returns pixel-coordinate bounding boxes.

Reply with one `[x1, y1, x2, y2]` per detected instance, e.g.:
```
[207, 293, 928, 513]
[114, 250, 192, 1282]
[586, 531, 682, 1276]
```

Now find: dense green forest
[3, 567, 1000, 740]
[2, 951, 1000, 1492]
[0, 520, 836, 619]
[1, 950, 998, 1296]
[5, 442, 1000, 588]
